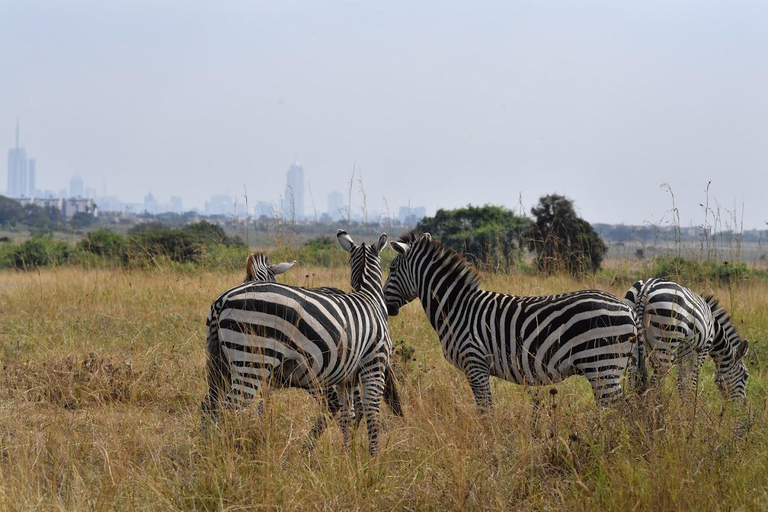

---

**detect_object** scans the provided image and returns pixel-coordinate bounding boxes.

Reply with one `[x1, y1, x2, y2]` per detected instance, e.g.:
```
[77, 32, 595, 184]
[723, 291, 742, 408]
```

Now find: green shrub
[646, 256, 751, 285]
[80, 230, 129, 263]
[0, 235, 74, 269]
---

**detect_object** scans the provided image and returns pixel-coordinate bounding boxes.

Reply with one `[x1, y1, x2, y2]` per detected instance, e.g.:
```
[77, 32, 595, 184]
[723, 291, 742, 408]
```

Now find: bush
[0, 235, 74, 269]
[647, 256, 751, 285]
[415, 204, 532, 269]
[129, 228, 203, 264]
[79, 230, 129, 264]
[529, 194, 607, 275]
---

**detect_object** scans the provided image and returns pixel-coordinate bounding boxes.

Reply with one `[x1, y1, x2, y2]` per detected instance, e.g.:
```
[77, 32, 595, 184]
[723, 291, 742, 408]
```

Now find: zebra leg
[463, 359, 493, 413]
[676, 346, 697, 400]
[352, 383, 365, 431]
[336, 382, 355, 450]
[201, 314, 230, 423]
[359, 366, 386, 455]
[306, 386, 342, 447]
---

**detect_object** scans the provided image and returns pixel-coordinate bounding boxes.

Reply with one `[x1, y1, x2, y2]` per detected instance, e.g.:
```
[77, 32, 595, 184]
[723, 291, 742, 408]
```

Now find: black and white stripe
[239, 251, 402, 439]
[202, 231, 393, 453]
[244, 252, 296, 283]
[703, 295, 749, 401]
[624, 278, 716, 396]
[383, 233, 640, 408]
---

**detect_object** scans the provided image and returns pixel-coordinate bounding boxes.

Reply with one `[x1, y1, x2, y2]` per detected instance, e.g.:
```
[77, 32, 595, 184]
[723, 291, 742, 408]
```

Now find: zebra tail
[383, 368, 404, 417]
[635, 294, 650, 392]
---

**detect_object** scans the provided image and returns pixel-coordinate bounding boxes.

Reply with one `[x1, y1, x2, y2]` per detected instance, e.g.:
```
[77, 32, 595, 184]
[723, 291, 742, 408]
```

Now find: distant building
[398, 205, 426, 226]
[27, 159, 36, 197]
[327, 190, 347, 221]
[282, 159, 305, 221]
[170, 196, 183, 213]
[63, 197, 98, 219]
[206, 194, 233, 216]
[255, 201, 274, 218]
[143, 192, 159, 214]
[15, 196, 97, 219]
[6, 122, 28, 197]
[70, 175, 84, 198]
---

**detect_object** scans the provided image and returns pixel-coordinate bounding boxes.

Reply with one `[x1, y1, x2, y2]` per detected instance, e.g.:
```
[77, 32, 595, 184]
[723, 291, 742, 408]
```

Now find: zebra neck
[416, 257, 481, 333]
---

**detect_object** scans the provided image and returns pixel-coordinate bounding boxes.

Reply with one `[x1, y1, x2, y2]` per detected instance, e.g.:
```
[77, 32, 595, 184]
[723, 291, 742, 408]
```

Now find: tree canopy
[415, 204, 532, 268]
[529, 194, 606, 275]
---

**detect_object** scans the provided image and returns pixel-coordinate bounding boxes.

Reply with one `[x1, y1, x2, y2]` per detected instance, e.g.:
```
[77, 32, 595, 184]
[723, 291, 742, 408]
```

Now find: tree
[416, 204, 532, 268]
[529, 194, 607, 275]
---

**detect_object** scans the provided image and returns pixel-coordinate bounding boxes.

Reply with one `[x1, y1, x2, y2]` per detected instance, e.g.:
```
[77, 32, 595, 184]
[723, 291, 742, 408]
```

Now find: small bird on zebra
[624, 278, 749, 401]
[383, 232, 641, 410]
[202, 230, 393, 454]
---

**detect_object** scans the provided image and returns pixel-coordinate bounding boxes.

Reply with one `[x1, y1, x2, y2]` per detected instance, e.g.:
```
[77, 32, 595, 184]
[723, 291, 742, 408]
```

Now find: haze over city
[2, 2, 767, 229]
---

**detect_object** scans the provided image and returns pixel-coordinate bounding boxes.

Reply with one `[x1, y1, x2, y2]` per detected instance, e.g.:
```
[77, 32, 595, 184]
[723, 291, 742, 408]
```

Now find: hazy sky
[2, 1, 767, 229]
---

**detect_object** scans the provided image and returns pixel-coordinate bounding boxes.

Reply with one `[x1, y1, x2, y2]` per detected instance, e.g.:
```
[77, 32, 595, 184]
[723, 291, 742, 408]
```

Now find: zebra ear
[736, 340, 749, 360]
[373, 233, 388, 254]
[337, 229, 355, 252]
[420, 232, 432, 242]
[270, 261, 296, 275]
[391, 241, 409, 255]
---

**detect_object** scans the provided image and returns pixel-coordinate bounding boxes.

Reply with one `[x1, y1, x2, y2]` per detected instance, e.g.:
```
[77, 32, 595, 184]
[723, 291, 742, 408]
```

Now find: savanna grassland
[1, 261, 767, 511]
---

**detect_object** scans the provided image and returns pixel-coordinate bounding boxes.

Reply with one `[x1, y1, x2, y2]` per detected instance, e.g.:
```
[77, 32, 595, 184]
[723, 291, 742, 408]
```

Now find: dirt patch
[2, 353, 136, 409]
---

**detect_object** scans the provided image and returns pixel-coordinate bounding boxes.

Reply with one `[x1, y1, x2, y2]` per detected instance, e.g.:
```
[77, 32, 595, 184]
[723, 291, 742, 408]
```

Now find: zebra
[244, 252, 296, 283]
[623, 278, 716, 397]
[202, 230, 392, 453]
[703, 294, 750, 401]
[239, 251, 403, 437]
[382, 232, 640, 409]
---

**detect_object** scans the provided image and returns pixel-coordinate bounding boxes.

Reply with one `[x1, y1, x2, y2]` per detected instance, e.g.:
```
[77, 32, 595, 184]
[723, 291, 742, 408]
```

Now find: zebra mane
[399, 230, 481, 292]
[703, 293, 745, 346]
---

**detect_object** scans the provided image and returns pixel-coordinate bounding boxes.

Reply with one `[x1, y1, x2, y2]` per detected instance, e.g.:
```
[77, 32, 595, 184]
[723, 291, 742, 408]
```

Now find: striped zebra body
[624, 278, 716, 396]
[703, 295, 749, 401]
[202, 231, 392, 453]
[243, 251, 402, 436]
[383, 233, 640, 408]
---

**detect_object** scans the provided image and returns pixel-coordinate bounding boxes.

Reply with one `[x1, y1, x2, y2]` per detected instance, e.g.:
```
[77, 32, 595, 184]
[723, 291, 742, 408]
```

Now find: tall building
[27, 159, 36, 197]
[143, 192, 158, 214]
[327, 190, 346, 221]
[255, 201, 274, 218]
[70, 175, 84, 198]
[7, 122, 28, 197]
[282, 159, 305, 221]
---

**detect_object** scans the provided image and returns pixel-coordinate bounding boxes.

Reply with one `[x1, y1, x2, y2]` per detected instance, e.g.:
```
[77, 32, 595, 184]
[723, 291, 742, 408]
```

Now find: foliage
[647, 256, 752, 286]
[529, 194, 607, 275]
[70, 212, 96, 229]
[79, 229, 130, 263]
[415, 204, 532, 268]
[0, 234, 74, 269]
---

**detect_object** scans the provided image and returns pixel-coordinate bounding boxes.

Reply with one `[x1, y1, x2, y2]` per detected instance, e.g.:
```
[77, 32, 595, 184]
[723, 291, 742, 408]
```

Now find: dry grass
[1, 265, 767, 510]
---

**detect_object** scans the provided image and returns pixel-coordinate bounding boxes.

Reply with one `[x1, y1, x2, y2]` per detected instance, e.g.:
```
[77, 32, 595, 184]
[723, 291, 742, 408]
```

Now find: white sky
[1, 1, 767, 229]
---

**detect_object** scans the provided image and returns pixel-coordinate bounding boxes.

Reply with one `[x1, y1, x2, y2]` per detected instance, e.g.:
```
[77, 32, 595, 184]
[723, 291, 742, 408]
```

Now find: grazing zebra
[239, 251, 403, 437]
[383, 232, 640, 408]
[202, 231, 392, 453]
[703, 294, 750, 401]
[624, 278, 716, 396]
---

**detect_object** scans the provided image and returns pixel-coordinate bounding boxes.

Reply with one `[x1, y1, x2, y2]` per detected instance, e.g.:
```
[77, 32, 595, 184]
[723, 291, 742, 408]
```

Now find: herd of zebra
[201, 229, 750, 454]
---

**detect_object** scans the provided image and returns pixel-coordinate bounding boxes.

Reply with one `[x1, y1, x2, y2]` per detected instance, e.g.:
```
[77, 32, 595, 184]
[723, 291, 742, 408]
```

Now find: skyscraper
[27, 159, 36, 197]
[7, 122, 28, 197]
[282, 159, 305, 221]
[70, 175, 84, 198]
[327, 190, 346, 221]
